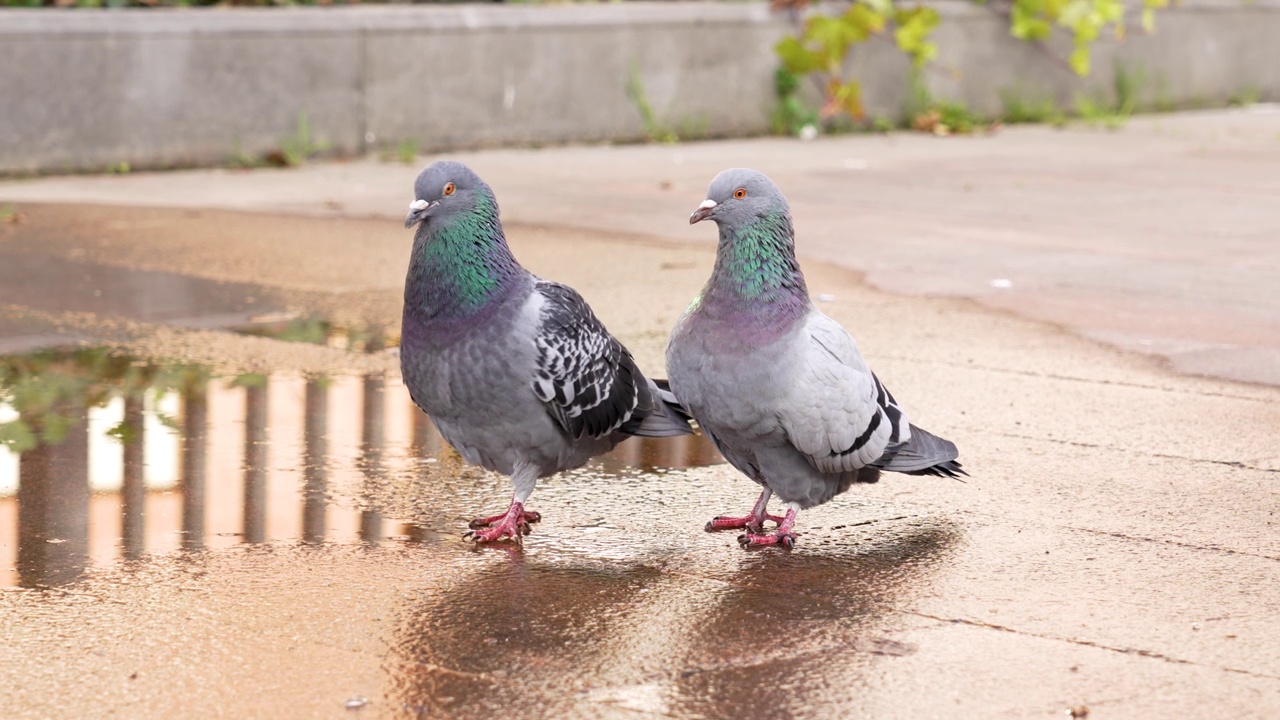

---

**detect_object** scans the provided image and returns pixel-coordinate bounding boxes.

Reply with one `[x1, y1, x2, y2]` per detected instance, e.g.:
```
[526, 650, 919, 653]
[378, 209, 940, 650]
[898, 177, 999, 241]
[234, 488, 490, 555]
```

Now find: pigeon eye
[733, 188, 747, 199]
[443, 182, 456, 197]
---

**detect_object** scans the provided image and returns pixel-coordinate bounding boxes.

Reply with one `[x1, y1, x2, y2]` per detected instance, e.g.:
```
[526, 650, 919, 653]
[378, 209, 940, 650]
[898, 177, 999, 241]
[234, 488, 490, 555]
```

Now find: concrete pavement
[1, 112, 1278, 718]
[4, 107, 1278, 386]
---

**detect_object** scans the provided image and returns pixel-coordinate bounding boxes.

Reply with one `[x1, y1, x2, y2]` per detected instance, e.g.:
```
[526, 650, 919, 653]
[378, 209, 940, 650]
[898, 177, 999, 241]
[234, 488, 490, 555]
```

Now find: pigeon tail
[620, 379, 695, 438]
[870, 424, 967, 479]
[651, 378, 694, 424]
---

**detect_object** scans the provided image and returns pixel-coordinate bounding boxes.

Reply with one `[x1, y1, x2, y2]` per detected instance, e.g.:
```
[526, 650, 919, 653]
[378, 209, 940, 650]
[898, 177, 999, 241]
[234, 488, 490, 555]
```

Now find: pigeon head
[688, 168, 789, 228]
[404, 161, 496, 229]
[687, 168, 806, 309]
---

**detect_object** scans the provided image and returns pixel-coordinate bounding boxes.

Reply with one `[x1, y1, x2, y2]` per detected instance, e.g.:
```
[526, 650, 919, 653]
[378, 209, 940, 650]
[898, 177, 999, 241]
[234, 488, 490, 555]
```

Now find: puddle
[0, 248, 290, 331]
[0, 345, 721, 588]
[232, 312, 398, 353]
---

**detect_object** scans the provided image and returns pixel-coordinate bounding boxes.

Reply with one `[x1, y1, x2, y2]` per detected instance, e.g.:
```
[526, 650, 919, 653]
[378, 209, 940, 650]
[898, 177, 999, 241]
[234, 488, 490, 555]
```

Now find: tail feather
[871, 424, 968, 479]
[621, 378, 695, 438]
[651, 378, 694, 423]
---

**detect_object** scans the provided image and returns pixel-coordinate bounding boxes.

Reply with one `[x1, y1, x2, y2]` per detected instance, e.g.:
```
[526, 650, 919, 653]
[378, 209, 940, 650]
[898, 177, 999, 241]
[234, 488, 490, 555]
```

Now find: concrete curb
[2, 1, 1278, 174]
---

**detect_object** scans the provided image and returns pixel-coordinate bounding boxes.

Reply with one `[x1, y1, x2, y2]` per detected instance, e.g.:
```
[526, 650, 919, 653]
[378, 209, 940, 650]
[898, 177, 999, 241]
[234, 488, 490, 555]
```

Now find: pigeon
[401, 161, 693, 543]
[666, 168, 965, 549]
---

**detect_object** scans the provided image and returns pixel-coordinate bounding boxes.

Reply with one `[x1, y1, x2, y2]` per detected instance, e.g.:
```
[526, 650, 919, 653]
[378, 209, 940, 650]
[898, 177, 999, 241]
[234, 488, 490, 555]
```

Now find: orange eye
[733, 188, 747, 199]
[443, 182, 456, 196]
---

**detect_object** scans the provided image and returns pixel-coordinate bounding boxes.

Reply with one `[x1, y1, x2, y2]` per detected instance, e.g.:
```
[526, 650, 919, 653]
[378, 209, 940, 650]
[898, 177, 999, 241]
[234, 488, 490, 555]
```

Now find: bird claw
[463, 520, 531, 545]
[463, 503, 536, 544]
[737, 530, 798, 549]
[469, 509, 541, 529]
[705, 512, 785, 533]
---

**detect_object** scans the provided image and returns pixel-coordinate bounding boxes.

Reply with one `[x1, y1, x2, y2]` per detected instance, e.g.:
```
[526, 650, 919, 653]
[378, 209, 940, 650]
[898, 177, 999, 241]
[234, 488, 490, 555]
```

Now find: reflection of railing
[1, 369, 424, 588]
[1, 359, 722, 588]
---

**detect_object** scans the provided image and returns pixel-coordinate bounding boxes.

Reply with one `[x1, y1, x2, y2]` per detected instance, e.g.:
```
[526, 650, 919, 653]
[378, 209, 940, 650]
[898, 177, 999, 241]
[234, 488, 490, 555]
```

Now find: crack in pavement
[905, 611, 1280, 682]
[979, 430, 1280, 475]
[1060, 525, 1280, 563]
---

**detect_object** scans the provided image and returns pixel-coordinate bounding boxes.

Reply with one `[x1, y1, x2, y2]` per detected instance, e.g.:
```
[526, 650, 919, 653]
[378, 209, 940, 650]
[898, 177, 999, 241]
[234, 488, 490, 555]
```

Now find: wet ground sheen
[2, 200, 1278, 719]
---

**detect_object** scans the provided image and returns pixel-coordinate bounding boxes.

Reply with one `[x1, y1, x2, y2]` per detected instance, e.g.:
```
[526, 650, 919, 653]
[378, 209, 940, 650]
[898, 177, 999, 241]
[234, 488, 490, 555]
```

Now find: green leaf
[0, 420, 38, 453]
[39, 413, 74, 447]
[775, 36, 825, 75]
[1069, 45, 1091, 76]
[832, 80, 865, 119]
[1010, 4, 1053, 41]
[807, 16, 859, 67]
[894, 7, 940, 66]
[843, 3, 888, 39]
[1141, 7, 1155, 32]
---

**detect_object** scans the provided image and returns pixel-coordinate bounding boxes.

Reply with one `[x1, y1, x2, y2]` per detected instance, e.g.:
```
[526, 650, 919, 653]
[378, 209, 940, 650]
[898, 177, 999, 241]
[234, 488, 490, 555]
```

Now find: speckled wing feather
[778, 311, 905, 473]
[530, 280, 641, 440]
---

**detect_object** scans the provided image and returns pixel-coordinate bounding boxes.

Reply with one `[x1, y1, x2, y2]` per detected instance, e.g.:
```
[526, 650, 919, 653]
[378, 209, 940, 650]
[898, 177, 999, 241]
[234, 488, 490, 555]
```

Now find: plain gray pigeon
[667, 168, 965, 549]
[401, 161, 692, 543]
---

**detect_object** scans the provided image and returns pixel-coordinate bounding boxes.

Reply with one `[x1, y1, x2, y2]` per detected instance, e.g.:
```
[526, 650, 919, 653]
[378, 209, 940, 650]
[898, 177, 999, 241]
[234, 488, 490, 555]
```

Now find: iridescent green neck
[707, 210, 806, 305]
[405, 193, 520, 320]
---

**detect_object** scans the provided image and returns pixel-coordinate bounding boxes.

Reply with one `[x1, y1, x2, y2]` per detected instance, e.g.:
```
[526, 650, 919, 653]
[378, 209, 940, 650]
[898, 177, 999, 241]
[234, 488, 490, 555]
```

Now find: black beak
[689, 200, 717, 225]
[404, 200, 438, 229]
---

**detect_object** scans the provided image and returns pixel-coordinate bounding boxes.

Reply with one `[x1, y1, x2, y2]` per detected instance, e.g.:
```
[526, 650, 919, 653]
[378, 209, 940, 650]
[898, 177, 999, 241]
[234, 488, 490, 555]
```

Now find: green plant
[395, 139, 420, 165]
[772, 0, 1169, 128]
[1152, 74, 1176, 112]
[1113, 61, 1144, 113]
[999, 86, 1063, 124]
[1229, 85, 1261, 106]
[675, 116, 712, 142]
[902, 71, 994, 135]
[271, 110, 329, 167]
[871, 115, 896, 133]
[625, 62, 679, 144]
[1074, 62, 1144, 128]
[770, 67, 820, 136]
[775, 0, 939, 121]
[228, 138, 262, 169]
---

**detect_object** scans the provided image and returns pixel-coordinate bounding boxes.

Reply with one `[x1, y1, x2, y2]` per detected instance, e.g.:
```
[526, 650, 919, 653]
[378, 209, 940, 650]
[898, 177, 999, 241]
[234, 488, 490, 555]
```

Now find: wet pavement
[2, 124, 1280, 718]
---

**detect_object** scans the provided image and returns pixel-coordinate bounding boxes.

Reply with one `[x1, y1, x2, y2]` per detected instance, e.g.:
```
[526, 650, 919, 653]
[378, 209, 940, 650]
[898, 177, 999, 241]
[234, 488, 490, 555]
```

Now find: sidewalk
[4, 107, 1279, 386]
[1, 112, 1278, 718]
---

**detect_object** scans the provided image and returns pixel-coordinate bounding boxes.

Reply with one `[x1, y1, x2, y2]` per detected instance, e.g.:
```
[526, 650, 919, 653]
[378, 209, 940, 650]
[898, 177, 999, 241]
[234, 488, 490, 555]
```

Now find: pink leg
[464, 500, 538, 543]
[738, 507, 800, 549]
[705, 489, 785, 533]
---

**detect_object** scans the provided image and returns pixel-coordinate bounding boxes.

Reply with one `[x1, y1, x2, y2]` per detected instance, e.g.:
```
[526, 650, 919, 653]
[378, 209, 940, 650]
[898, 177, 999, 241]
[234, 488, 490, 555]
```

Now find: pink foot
[464, 501, 537, 543]
[469, 508, 541, 529]
[704, 489, 783, 533]
[737, 508, 799, 550]
[705, 512, 785, 533]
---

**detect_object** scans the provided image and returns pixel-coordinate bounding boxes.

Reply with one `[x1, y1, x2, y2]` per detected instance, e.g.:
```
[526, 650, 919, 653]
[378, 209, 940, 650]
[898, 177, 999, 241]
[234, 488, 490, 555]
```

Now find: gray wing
[529, 280, 643, 440]
[777, 311, 911, 472]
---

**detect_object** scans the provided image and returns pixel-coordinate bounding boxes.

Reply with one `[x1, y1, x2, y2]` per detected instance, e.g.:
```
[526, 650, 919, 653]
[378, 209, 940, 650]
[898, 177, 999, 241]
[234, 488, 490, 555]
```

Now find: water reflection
[0, 346, 722, 588]
[388, 524, 956, 717]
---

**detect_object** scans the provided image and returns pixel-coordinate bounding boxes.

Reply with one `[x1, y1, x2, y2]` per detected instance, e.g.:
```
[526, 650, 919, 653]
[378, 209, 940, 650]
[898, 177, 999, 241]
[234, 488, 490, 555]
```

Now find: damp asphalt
[1, 111, 1279, 718]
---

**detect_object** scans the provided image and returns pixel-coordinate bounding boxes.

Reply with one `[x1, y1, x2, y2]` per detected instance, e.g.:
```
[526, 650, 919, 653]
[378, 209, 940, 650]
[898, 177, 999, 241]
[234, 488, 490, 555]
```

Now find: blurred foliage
[266, 110, 330, 167]
[0, 0, 362, 6]
[625, 61, 680, 144]
[999, 86, 1066, 125]
[770, 67, 820, 136]
[0, 347, 207, 454]
[771, 0, 1166, 132]
[235, 314, 396, 353]
[774, 0, 939, 121]
[1073, 61, 1143, 128]
[903, 71, 996, 134]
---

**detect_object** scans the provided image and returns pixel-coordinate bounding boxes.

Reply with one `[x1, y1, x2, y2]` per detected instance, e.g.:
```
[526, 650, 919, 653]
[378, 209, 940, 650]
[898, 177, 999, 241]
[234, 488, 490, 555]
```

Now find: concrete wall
[1, 1, 1278, 174]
